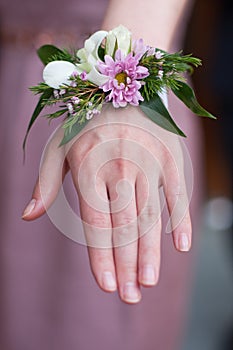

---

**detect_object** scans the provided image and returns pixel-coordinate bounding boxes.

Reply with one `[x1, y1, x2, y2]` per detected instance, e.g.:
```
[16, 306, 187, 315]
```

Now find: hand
[22, 105, 192, 304]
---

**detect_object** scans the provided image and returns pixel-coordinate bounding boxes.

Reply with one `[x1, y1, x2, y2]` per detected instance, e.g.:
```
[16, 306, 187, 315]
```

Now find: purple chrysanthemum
[98, 49, 149, 108]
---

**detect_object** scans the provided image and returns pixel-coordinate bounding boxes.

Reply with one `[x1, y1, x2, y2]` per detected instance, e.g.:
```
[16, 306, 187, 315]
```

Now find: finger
[107, 173, 141, 304]
[163, 154, 192, 252]
[136, 171, 162, 286]
[22, 129, 68, 221]
[72, 167, 117, 293]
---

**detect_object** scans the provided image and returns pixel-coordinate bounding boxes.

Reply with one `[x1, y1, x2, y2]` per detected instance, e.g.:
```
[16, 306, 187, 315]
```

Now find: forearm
[102, 0, 191, 51]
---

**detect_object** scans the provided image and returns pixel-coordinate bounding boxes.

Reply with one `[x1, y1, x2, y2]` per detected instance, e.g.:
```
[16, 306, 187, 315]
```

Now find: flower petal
[111, 25, 132, 55]
[76, 48, 87, 61]
[76, 31, 108, 75]
[106, 32, 117, 56]
[86, 66, 109, 86]
[43, 61, 78, 89]
[75, 61, 91, 74]
[76, 53, 99, 74]
[84, 30, 108, 60]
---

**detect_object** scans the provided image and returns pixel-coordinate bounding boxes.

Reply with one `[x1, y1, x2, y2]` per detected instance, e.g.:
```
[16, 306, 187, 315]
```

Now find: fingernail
[123, 282, 141, 303]
[179, 233, 190, 251]
[141, 264, 156, 285]
[22, 199, 36, 218]
[102, 272, 117, 291]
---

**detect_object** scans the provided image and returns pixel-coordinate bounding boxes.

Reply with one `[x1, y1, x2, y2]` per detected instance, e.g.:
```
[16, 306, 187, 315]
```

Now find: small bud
[155, 50, 163, 60]
[53, 90, 59, 98]
[71, 71, 79, 78]
[70, 81, 77, 88]
[86, 110, 93, 120]
[158, 70, 163, 79]
[93, 109, 100, 116]
[80, 71, 87, 81]
[71, 96, 80, 104]
[147, 47, 155, 56]
[59, 89, 66, 95]
[67, 102, 74, 114]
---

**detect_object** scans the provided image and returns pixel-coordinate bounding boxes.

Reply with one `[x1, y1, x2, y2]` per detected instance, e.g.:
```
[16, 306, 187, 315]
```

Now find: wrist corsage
[24, 25, 215, 148]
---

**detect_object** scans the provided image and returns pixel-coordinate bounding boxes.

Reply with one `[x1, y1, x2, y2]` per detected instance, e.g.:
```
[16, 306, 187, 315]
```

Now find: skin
[23, 105, 191, 303]
[102, 0, 190, 51]
[22, 0, 192, 303]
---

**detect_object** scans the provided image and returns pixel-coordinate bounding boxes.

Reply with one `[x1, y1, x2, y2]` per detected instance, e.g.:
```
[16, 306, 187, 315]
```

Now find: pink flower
[70, 81, 77, 87]
[98, 49, 149, 108]
[80, 71, 87, 81]
[132, 38, 150, 59]
[71, 71, 79, 78]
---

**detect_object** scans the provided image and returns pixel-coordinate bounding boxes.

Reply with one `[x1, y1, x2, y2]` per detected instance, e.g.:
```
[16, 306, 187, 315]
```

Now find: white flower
[43, 61, 78, 89]
[105, 32, 116, 57]
[85, 66, 109, 86]
[42, 27, 132, 89]
[76, 30, 109, 86]
[106, 25, 132, 56]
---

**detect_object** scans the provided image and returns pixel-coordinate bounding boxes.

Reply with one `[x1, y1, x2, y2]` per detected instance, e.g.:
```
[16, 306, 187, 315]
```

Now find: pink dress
[0, 1, 203, 349]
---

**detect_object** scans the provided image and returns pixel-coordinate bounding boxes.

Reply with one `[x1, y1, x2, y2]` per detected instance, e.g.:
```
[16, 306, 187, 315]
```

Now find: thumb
[22, 129, 69, 221]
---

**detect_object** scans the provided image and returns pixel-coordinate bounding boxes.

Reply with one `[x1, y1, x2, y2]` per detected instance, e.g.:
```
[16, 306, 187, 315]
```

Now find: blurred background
[0, 0, 232, 349]
[181, 0, 233, 349]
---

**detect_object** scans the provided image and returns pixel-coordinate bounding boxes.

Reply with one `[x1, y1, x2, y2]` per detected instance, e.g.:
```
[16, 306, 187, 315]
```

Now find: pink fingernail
[123, 282, 141, 303]
[102, 272, 117, 291]
[142, 264, 156, 285]
[179, 233, 190, 251]
[22, 199, 36, 218]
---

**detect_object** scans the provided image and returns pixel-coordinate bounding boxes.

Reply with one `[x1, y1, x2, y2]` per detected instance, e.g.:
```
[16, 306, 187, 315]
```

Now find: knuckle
[165, 181, 182, 196]
[112, 138, 126, 159]
[145, 204, 158, 218]
[116, 213, 136, 226]
[112, 137, 131, 158]
[139, 205, 158, 224]
[138, 205, 161, 237]
[67, 138, 97, 166]
[117, 125, 132, 138]
[115, 158, 126, 173]
[87, 213, 110, 228]
[112, 158, 134, 179]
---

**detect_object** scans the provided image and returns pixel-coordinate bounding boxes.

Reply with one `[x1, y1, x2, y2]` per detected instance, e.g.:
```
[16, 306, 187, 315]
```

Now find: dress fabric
[0, 1, 202, 349]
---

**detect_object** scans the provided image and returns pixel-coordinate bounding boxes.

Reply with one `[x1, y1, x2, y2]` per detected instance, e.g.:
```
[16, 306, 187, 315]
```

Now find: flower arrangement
[24, 25, 215, 148]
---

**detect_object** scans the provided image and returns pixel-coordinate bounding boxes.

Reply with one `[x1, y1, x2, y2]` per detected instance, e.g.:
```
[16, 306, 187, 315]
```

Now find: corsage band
[24, 25, 215, 148]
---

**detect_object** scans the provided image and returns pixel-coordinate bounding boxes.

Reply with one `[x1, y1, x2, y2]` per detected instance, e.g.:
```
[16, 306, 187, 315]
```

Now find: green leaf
[46, 109, 67, 119]
[59, 119, 90, 146]
[140, 93, 186, 137]
[172, 81, 216, 119]
[37, 45, 64, 65]
[23, 88, 53, 151]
